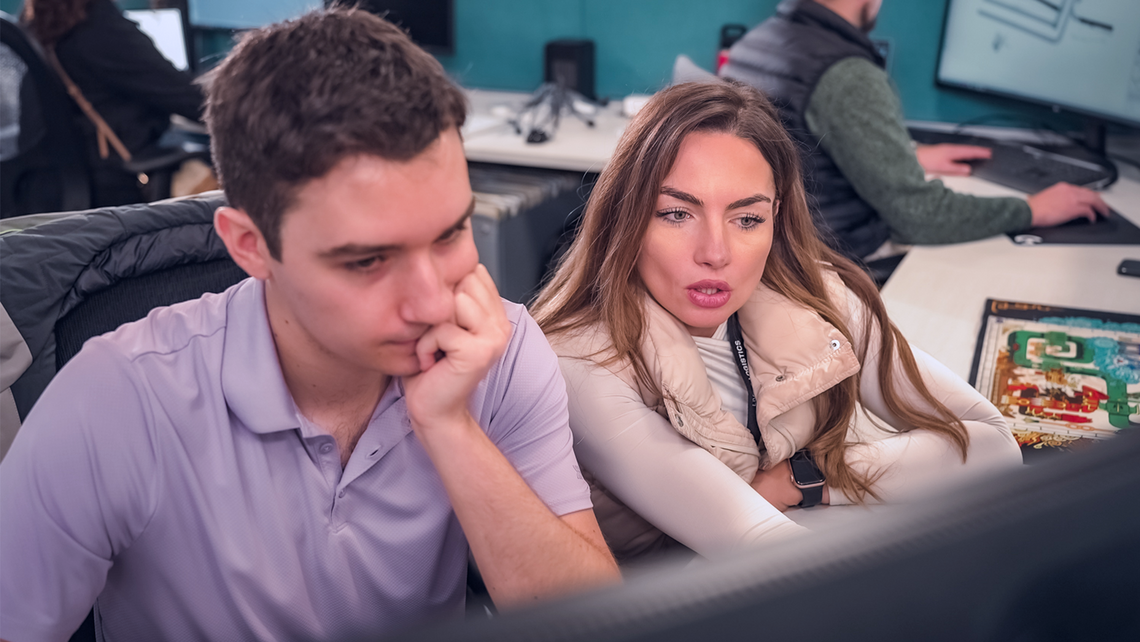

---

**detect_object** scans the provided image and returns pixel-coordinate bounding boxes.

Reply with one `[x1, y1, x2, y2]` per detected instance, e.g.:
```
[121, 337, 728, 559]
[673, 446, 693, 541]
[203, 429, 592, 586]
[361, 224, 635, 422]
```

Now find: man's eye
[347, 256, 383, 271]
[439, 219, 469, 243]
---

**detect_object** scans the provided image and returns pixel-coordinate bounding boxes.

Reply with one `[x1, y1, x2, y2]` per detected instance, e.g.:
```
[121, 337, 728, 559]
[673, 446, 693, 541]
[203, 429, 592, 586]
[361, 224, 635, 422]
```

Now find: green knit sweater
[804, 57, 1032, 245]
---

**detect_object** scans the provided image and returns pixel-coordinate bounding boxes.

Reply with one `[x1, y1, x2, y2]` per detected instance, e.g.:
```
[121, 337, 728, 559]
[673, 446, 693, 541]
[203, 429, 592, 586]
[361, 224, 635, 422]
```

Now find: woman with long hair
[531, 80, 1021, 563]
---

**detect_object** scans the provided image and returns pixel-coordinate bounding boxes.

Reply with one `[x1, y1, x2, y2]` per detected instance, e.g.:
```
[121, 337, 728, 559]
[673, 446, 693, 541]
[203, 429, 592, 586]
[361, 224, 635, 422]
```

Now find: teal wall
[0, 0, 1077, 128]
[438, 0, 770, 97]
[437, 0, 1072, 128]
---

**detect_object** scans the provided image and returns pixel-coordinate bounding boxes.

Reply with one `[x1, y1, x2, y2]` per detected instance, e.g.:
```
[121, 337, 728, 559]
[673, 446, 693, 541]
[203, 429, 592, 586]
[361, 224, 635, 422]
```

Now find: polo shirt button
[320, 443, 334, 454]
[338, 490, 346, 499]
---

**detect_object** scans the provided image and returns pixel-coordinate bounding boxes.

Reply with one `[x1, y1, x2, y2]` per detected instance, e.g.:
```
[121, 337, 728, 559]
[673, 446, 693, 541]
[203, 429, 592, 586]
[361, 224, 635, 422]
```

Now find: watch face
[790, 456, 825, 485]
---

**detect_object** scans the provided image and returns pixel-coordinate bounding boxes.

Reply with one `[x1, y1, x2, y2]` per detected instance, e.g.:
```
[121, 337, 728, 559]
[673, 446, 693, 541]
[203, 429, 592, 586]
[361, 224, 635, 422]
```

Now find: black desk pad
[1008, 209, 1140, 246]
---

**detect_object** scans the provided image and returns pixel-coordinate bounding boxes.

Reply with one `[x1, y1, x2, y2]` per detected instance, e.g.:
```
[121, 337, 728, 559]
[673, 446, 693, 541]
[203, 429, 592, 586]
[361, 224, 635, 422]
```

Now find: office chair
[0, 13, 207, 219]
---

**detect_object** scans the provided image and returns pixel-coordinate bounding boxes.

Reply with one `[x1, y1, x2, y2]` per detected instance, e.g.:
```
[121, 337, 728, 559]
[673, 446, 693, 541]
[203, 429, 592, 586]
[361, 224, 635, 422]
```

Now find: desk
[880, 171, 1140, 381]
[463, 89, 627, 173]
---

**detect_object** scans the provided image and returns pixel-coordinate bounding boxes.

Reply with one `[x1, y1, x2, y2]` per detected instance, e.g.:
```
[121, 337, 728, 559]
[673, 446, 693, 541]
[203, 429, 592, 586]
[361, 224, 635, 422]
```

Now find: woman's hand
[749, 460, 803, 512]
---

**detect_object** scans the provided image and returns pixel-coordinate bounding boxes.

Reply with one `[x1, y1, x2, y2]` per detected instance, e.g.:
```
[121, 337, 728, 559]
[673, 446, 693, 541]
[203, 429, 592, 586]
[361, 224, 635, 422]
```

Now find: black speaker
[544, 39, 595, 100]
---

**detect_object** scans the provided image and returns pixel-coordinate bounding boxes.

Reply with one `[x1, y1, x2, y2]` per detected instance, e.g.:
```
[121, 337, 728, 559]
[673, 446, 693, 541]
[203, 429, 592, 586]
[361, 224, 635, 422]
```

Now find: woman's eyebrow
[660, 187, 772, 211]
[660, 186, 702, 206]
[726, 194, 772, 210]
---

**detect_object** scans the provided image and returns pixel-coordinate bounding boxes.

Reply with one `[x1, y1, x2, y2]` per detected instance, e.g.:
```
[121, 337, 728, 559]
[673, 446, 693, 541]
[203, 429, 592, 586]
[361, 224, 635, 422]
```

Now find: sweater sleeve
[559, 354, 806, 558]
[827, 287, 1023, 505]
[804, 57, 1032, 245]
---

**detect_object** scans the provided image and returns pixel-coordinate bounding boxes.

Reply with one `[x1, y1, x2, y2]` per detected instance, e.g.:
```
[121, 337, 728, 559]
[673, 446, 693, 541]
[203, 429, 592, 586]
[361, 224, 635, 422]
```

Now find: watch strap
[796, 482, 823, 508]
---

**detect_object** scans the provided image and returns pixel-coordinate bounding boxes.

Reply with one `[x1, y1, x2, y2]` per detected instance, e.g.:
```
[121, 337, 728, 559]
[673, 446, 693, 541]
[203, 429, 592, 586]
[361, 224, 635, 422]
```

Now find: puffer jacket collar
[642, 273, 861, 480]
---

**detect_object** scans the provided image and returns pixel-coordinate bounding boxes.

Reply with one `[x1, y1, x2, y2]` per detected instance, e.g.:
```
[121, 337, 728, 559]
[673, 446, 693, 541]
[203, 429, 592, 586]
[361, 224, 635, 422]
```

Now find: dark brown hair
[531, 80, 968, 502]
[20, 0, 91, 46]
[202, 6, 467, 259]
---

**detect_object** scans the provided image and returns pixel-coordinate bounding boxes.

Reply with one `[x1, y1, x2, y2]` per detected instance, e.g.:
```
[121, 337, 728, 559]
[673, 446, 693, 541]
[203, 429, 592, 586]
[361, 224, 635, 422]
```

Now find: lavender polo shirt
[0, 278, 591, 642]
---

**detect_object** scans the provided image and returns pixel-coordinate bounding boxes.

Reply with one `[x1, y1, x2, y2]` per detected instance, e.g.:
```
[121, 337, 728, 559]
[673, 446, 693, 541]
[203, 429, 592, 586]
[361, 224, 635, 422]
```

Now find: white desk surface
[880, 172, 1140, 382]
[463, 89, 627, 173]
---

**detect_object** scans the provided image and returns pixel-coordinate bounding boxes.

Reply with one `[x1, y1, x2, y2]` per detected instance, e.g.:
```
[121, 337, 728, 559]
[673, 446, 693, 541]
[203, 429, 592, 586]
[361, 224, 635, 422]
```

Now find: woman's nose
[694, 221, 730, 269]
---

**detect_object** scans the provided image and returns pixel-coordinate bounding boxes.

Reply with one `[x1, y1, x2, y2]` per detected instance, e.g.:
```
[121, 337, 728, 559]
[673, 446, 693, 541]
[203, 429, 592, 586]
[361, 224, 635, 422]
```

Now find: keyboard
[907, 129, 1116, 194]
[971, 142, 1115, 193]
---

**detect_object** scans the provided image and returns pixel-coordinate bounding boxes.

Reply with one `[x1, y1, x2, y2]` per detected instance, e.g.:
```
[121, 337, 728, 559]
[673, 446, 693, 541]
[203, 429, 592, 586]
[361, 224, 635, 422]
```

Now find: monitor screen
[188, 0, 322, 30]
[357, 0, 455, 56]
[937, 0, 1140, 128]
[376, 430, 1140, 642]
[125, 8, 189, 72]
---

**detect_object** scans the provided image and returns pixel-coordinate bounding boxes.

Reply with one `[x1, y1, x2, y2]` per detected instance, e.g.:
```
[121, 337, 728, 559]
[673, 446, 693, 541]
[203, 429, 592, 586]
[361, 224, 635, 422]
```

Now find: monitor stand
[1084, 118, 1108, 157]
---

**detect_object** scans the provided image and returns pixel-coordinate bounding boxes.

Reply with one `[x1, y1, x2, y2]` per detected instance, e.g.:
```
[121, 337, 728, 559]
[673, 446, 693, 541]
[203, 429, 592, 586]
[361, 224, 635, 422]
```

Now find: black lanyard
[726, 313, 762, 447]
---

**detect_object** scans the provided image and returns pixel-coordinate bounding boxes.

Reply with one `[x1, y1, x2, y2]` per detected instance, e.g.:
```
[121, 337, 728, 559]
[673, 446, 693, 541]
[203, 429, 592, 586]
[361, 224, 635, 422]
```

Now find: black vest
[721, 0, 891, 260]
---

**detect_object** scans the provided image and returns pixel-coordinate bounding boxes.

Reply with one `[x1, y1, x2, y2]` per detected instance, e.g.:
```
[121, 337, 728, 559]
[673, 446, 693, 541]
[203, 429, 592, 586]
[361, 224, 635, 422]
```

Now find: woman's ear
[214, 206, 272, 280]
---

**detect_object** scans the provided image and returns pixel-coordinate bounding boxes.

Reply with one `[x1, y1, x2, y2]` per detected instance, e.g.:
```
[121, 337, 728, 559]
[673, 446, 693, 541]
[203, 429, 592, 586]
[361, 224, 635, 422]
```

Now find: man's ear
[214, 206, 273, 280]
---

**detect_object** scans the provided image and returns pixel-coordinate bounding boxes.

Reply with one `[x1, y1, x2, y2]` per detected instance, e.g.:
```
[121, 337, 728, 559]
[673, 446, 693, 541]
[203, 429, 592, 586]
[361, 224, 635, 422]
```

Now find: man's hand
[403, 264, 510, 430]
[750, 460, 803, 512]
[915, 143, 992, 176]
[400, 264, 620, 605]
[1027, 182, 1110, 227]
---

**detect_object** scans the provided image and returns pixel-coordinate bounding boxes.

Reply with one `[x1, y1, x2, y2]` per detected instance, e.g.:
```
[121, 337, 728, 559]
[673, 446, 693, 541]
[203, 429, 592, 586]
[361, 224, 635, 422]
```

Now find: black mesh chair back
[54, 258, 246, 368]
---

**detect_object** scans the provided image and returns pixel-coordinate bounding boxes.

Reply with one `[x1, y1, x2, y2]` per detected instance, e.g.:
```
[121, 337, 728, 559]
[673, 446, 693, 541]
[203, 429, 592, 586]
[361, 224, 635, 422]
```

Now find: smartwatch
[789, 449, 825, 508]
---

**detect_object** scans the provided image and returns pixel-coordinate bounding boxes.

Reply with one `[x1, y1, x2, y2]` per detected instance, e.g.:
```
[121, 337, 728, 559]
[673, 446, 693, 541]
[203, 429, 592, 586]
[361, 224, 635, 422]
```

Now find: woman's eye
[738, 215, 766, 230]
[658, 209, 690, 223]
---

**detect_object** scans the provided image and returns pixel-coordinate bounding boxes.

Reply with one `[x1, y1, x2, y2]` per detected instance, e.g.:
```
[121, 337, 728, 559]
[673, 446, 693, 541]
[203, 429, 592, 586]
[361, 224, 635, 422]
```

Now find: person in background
[720, 0, 1108, 264]
[530, 80, 1022, 565]
[20, 0, 204, 206]
[0, 8, 618, 642]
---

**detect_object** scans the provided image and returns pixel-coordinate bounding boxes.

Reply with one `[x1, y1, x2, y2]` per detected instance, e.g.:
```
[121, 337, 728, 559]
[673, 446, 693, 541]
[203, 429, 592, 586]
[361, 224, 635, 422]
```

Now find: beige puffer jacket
[548, 271, 861, 557]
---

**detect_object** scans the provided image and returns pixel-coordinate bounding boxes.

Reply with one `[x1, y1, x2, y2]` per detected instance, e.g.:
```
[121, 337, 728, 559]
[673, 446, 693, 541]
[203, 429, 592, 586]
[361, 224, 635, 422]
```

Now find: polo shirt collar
[220, 278, 301, 435]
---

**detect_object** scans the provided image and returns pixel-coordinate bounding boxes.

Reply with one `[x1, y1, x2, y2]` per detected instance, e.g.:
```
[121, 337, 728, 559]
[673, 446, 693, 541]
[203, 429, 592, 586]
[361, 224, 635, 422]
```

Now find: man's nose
[398, 254, 454, 326]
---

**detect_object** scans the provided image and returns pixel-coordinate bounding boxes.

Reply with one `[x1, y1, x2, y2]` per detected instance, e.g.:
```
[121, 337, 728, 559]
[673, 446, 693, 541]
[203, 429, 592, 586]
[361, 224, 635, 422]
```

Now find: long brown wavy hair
[21, 0, 93, 46]
[530, 80, 968, 502]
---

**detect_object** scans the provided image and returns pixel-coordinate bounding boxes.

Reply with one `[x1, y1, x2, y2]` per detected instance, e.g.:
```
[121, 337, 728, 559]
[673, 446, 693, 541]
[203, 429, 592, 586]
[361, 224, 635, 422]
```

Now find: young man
[721, 0, 1108, 262]
[0, 8, 619, 642]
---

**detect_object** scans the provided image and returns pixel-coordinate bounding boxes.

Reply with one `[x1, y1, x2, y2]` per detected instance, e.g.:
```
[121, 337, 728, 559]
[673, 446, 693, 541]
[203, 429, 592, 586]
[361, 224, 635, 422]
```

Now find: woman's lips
[686, 280, 732, 308]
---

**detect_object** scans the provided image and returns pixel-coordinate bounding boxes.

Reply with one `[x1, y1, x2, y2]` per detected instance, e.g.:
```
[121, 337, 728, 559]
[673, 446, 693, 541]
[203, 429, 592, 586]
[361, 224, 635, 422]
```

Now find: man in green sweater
[721, 0, 1108, 263]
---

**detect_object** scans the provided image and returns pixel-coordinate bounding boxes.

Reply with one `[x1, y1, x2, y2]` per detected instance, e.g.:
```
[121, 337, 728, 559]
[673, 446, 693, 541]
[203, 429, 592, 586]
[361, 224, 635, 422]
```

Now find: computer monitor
[937, 0, 1140, 148]
[374, 429, 1140, 642]
[124, 8, 190, 72]
[355, 0, 455, 56]
[187, 0, 323, 31]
